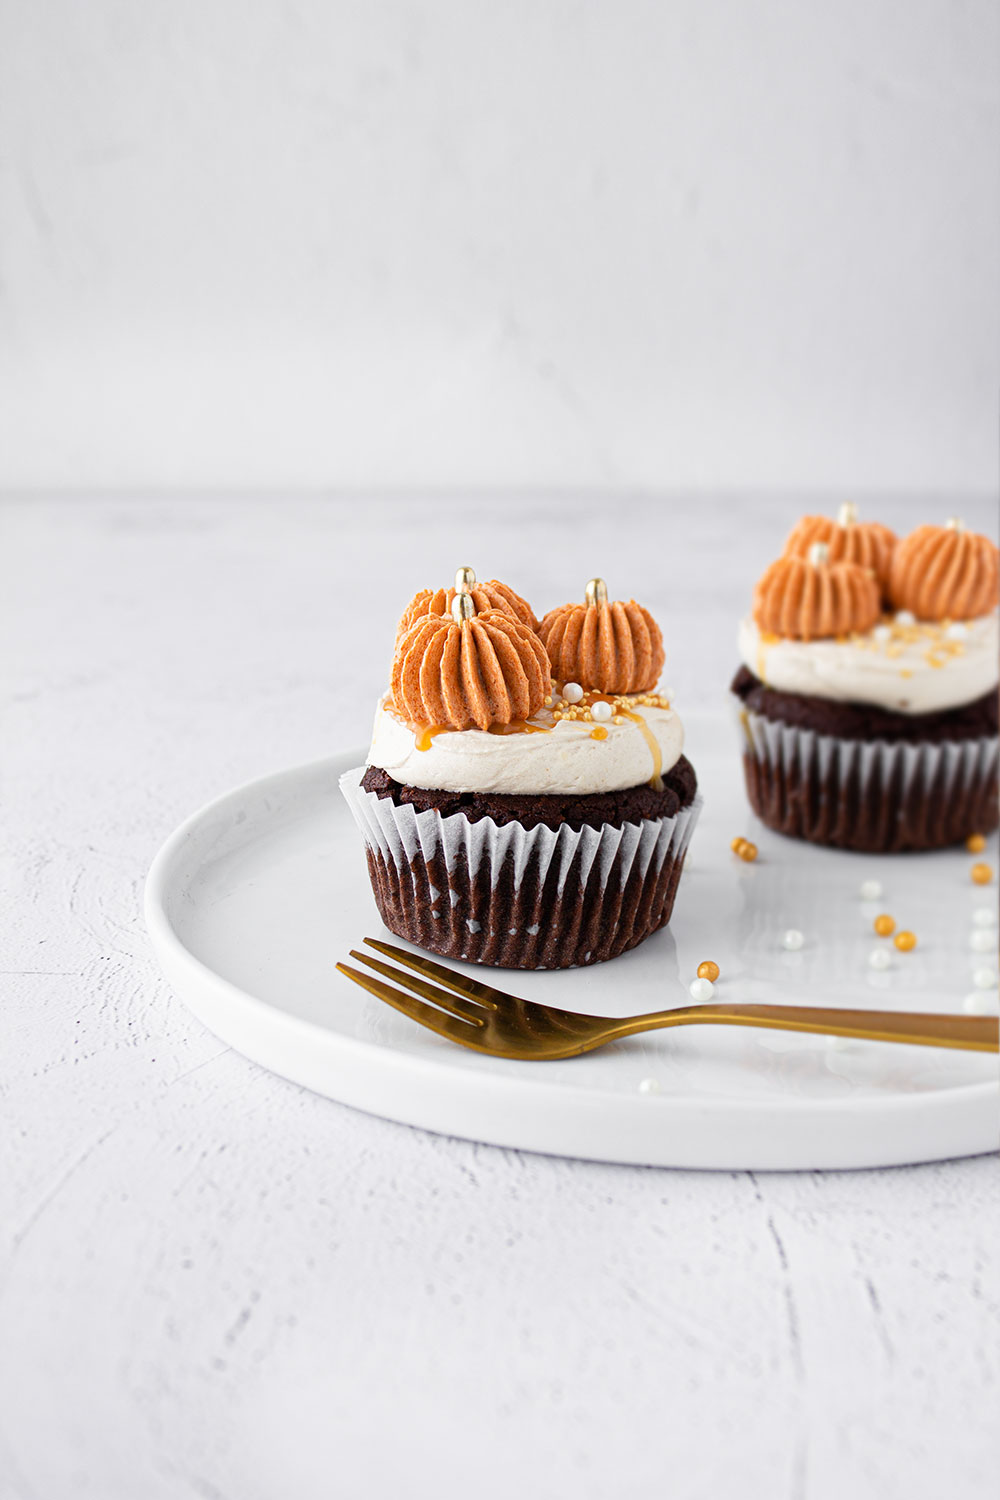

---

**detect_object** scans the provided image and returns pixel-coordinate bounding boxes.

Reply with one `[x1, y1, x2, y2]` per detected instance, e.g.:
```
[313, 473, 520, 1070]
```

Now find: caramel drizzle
[617, 708, 663, 789]
[414, 724, 451, 751]
[413, 719, 552, 750]
[486, 721, 552, 738]
[756, 629, 779, 685]
[411, 697, 666, 791]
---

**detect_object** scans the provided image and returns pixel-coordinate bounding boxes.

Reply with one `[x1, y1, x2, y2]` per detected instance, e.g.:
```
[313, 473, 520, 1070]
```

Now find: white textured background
[1, 0, 998, 492]
[3, 0, 999, 1488]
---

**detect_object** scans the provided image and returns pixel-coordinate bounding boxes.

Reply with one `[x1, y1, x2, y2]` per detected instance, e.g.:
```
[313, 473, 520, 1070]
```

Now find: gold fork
[336, 938, 999, 1060]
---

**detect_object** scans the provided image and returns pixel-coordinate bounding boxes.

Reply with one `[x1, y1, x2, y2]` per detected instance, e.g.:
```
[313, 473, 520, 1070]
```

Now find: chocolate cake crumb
[730, 665, 998, 743]
[361, 756, 697, 832]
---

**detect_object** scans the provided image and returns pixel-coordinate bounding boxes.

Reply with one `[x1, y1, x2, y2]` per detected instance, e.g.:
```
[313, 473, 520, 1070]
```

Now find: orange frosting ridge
[783, 507, 896, 589]
[888, 522, 1000, 622]
[753, 553, 881, 641]
[391, 607, 550, 731]
[396, 578, 537, 643]
[538, 583, 664, 694]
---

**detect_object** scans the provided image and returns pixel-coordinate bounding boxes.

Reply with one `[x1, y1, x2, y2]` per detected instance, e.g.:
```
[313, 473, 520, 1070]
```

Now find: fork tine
[335, 963, 487, 1049]
[363, 937, 505, 1008]
[347, 949, 489, 1022]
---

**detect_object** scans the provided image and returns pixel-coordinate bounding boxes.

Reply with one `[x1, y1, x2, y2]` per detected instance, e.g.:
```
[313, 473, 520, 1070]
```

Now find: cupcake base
[342, 759, 700, 969]
[731, 667, 999, 853]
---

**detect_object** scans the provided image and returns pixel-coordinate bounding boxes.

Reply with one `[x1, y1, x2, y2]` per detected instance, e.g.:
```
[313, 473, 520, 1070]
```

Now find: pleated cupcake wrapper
[340, 765, 701, 899]
[739, 709, 999, 803]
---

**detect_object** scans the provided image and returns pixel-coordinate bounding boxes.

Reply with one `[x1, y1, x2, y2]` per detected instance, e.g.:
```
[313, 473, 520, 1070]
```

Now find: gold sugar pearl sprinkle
[967, 833, 986, 853]
[971, 863, 994, 886]
[731, 837, 758, 862]
[697, 961, 720, 983]
[873, 914, 896, 937]
[894, 931, 917, 952]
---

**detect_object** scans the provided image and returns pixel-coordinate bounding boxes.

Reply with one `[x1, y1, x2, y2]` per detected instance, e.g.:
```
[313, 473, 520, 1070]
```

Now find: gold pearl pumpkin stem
[451, 590, 476, 623]
[454, 565, 476, 591]
[807, 541, 829, 566]
[585, 577, 608, 606]
[946, 517, 964, 531]
[837, 502, 858, 527]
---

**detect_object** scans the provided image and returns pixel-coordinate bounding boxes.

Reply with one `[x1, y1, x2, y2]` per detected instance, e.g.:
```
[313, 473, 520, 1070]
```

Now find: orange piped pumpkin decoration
[888, 521, 1000, 622]
[391, 594, 550, 731]
[537, 578, 665, 694]
[395, 567, 537, 643]
[783, 504, 896, 590]
[753, 547, 881, 640]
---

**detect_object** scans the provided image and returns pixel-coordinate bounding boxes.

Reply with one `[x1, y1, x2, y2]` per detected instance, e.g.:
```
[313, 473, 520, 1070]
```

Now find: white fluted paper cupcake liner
[738, 706, 999, 851]
[340, 767, 699, 893]
[339, 766, 701, 967]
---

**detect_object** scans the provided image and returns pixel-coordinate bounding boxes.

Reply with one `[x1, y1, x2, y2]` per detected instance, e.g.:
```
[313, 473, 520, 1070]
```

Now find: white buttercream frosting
[367, 695, 685, 795]
[740, 612, 999, 714]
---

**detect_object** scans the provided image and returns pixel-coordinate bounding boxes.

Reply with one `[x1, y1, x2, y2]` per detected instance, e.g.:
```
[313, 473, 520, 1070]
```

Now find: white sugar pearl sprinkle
[973, 907, 998, 927]
[689, 977, 715, 1001]
[963, 993, 995, 1015]
[945, 622, 969, 641]
[973, 968, 998, 990]
[638, 1077, 660, 1095]
[970, 929, 996, 953]
[591, 700, 613, 722]
[868, 948, 891, 970]
[872, 624, 892, 644]
[894, 609, 916, 626]
[562, 681, 584, 703]
[781, 929, 804, 951]
[859, 879, 883, 900]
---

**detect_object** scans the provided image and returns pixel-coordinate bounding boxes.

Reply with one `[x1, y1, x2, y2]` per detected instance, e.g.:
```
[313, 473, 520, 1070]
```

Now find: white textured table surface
[3, 494, 998, 1500]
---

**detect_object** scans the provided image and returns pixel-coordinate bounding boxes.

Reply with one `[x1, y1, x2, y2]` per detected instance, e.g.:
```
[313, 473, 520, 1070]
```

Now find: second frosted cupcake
[732, 509, 999, 852]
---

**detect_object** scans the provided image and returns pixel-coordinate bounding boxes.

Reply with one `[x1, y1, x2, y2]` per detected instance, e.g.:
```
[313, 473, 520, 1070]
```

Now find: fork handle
[624, 1004, 998, 1052]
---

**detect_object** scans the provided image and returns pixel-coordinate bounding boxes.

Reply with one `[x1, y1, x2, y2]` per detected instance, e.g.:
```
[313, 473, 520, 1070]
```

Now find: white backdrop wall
[0, 0, 997, 493]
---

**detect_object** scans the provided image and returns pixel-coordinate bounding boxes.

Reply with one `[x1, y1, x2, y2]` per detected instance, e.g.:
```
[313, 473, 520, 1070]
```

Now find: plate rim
[144, 751, 1000, 1169]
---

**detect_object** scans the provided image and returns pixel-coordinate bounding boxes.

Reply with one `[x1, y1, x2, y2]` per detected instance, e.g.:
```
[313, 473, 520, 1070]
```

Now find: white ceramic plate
[145, 715, 999, 1170]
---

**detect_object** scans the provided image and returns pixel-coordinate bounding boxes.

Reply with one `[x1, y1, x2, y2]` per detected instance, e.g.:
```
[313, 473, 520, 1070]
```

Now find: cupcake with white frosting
[341, 572, 700, 968]
[731, 511, 999, 852]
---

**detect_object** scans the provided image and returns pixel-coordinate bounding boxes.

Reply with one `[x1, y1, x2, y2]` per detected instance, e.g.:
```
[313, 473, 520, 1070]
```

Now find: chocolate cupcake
[732, 510, 1000, 853]
[341, 571, 700, 969]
